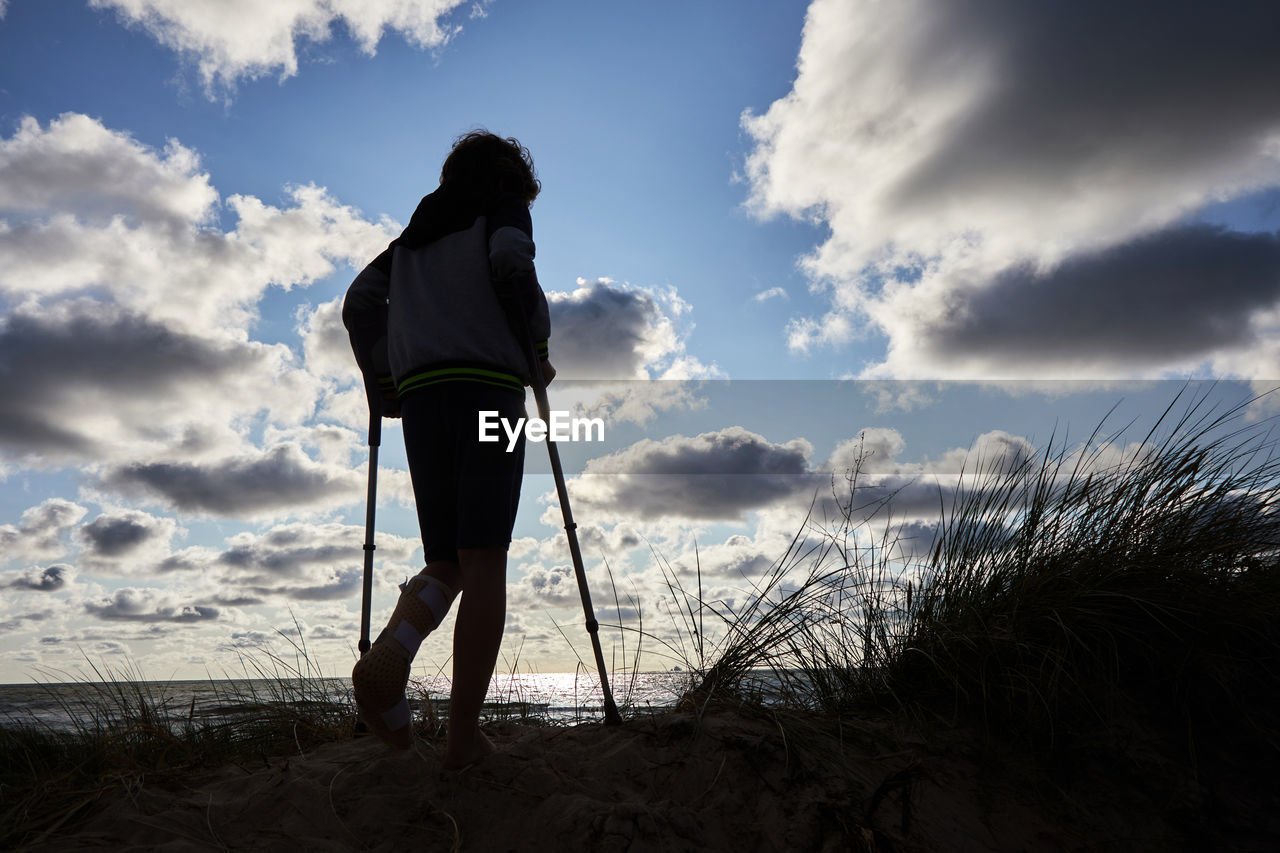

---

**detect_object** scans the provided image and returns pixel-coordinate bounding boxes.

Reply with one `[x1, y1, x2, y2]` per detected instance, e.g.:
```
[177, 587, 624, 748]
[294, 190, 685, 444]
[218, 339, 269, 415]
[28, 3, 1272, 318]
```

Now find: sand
[18, 705, 1239, 851]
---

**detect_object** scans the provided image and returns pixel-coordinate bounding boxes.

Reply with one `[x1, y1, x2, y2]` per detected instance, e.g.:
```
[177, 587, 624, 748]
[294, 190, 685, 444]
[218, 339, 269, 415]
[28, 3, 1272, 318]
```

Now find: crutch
[515, 310, 623, 726]
[357, 373, 382, 657]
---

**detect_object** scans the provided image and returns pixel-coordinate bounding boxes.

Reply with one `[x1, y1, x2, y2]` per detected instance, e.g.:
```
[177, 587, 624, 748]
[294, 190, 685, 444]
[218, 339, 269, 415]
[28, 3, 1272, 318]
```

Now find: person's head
[440, 130, 540, 206]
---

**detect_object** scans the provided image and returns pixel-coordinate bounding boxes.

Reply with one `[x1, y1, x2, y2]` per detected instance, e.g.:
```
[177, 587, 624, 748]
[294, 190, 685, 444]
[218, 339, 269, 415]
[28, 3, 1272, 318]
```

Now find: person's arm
[342, 248, 400, 416]
[488, 195, 553, 383]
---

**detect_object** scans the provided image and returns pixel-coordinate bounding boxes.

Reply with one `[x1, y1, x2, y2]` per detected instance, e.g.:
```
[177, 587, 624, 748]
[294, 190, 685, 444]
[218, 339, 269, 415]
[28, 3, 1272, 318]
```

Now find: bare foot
[442, 727, 497, 771]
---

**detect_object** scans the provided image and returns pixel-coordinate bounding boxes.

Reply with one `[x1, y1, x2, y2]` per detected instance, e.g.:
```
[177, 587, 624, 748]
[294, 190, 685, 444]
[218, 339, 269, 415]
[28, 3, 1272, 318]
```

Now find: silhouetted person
[344, 130, 553, 769]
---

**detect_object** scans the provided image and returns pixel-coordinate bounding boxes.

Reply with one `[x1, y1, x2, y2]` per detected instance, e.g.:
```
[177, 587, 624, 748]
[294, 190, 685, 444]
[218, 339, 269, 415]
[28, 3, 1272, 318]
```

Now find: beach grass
[6, 388, 1279, 847]
[0, 626, 359, 849]
[607, 388, 1280, 846]
[662, 389, 1280, 763]
[0, 628, 592, 847]
[883, 396, 1280, 748]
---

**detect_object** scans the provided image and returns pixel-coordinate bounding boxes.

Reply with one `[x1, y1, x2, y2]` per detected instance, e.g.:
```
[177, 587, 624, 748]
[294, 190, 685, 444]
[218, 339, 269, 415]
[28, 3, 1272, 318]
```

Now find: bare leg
[443, 545, 507, 770]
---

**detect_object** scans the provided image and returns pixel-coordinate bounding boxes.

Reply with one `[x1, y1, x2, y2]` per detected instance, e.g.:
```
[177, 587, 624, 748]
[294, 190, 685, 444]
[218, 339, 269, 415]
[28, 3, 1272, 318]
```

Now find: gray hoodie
[343, 187, 550, 397]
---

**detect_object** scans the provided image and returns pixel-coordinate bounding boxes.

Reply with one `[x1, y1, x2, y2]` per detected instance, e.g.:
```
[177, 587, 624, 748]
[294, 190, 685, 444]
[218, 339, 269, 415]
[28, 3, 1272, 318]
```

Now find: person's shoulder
[486, 191, 532, 236]
[398, 186, 484, 249]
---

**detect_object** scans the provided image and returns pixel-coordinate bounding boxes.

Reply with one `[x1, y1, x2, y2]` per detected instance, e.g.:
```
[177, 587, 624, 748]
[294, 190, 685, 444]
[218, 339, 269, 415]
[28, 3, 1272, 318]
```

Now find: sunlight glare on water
[0, 671, 692, 732]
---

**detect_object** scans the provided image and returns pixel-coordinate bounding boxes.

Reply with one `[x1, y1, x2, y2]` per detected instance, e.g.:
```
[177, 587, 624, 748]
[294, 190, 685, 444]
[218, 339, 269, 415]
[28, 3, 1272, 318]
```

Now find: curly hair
[439, 129, 541, 206]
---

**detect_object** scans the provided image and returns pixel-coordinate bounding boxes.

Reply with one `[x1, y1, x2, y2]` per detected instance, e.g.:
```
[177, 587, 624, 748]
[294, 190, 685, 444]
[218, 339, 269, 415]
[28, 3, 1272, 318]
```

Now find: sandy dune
[28, 707, 1210, 851]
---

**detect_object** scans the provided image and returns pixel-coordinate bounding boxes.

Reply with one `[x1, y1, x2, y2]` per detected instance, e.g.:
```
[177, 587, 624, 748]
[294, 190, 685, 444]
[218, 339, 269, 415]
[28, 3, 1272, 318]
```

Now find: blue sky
[0, 0, 826, 375]
[2, 0, 1279, 683]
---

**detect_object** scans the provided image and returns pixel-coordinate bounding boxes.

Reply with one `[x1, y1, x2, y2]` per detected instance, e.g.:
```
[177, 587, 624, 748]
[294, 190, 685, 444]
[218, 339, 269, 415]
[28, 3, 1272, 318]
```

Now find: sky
[1, 0, 1279, 684]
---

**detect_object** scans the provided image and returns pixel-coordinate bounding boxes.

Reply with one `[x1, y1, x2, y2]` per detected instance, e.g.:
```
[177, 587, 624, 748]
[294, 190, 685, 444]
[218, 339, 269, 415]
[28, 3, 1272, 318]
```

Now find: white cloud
[298, 296, 360, 383]
[0, 120, 395, 337]
[0, 114, 395, 470]
[89, 0, 469, 96]
[0, 499, 88, 564]
[825, 427, 906, 475]
[565, 381, 709, 430]
[0, 112, 422, 675]
[752, 287, 787, 303]
[511, 563, 580, 607]
[0, 113, 216, 225]
[742, 0, 1280, 378]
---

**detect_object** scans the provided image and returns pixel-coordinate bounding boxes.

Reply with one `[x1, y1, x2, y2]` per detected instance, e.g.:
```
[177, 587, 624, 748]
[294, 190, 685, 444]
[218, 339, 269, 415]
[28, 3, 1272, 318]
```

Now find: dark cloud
[305, 624, 351, 640]
[595, 604, 642, 624]
[1, 564, 72, 591]
[101, 444, 358, 516]
[158, 523, 416, 604]
[576, 427, 814, 520]
[239, 566, 363, 601]
[70, 625, 169, 643]
[218, 541, 350, 573]
[810, 476, 954, 530]
[894, 1, 1280, 212]
[214, 523, 416, 584]
[0, 305, 264, 457]
[84, 588, 221, 622]
[926, 226, 1280, 368]
[567, 424, 1044, 527]
[548, 281, 679, 379]
[79, 512, 159, 557]
[880, 519, 944, 564]
[744, 0, 1280, 377]
[521, 564, 579, 605]
[224, 631, 272, 649]
[0, 611, 52, 633]
[218, 525, 355, 575]
[699, 547, 778, 583]
[157, 552, 202, 573]
[212, 593, 265, 606]
[577, 523, 642, 555]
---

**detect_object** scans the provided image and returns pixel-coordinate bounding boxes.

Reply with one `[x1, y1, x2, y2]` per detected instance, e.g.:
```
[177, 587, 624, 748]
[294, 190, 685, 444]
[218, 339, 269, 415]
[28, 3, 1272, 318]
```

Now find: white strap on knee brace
[416, 575, 456, 627]
[392, 620, 428, 658]
[390, 574, 457, 658]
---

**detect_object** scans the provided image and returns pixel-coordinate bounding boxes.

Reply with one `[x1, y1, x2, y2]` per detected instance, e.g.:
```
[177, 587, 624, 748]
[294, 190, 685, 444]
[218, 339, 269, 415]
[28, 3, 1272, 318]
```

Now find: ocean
[0, 671, 691, 733]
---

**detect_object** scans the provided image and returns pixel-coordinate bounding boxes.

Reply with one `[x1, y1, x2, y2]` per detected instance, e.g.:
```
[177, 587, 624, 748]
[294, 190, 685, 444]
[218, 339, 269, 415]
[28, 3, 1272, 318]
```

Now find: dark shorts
[400, 382, 526, 564]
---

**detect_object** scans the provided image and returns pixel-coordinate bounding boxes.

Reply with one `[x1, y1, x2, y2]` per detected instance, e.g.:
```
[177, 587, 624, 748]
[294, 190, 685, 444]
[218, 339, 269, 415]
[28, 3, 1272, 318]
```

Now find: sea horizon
[0, 671, 691, 732]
